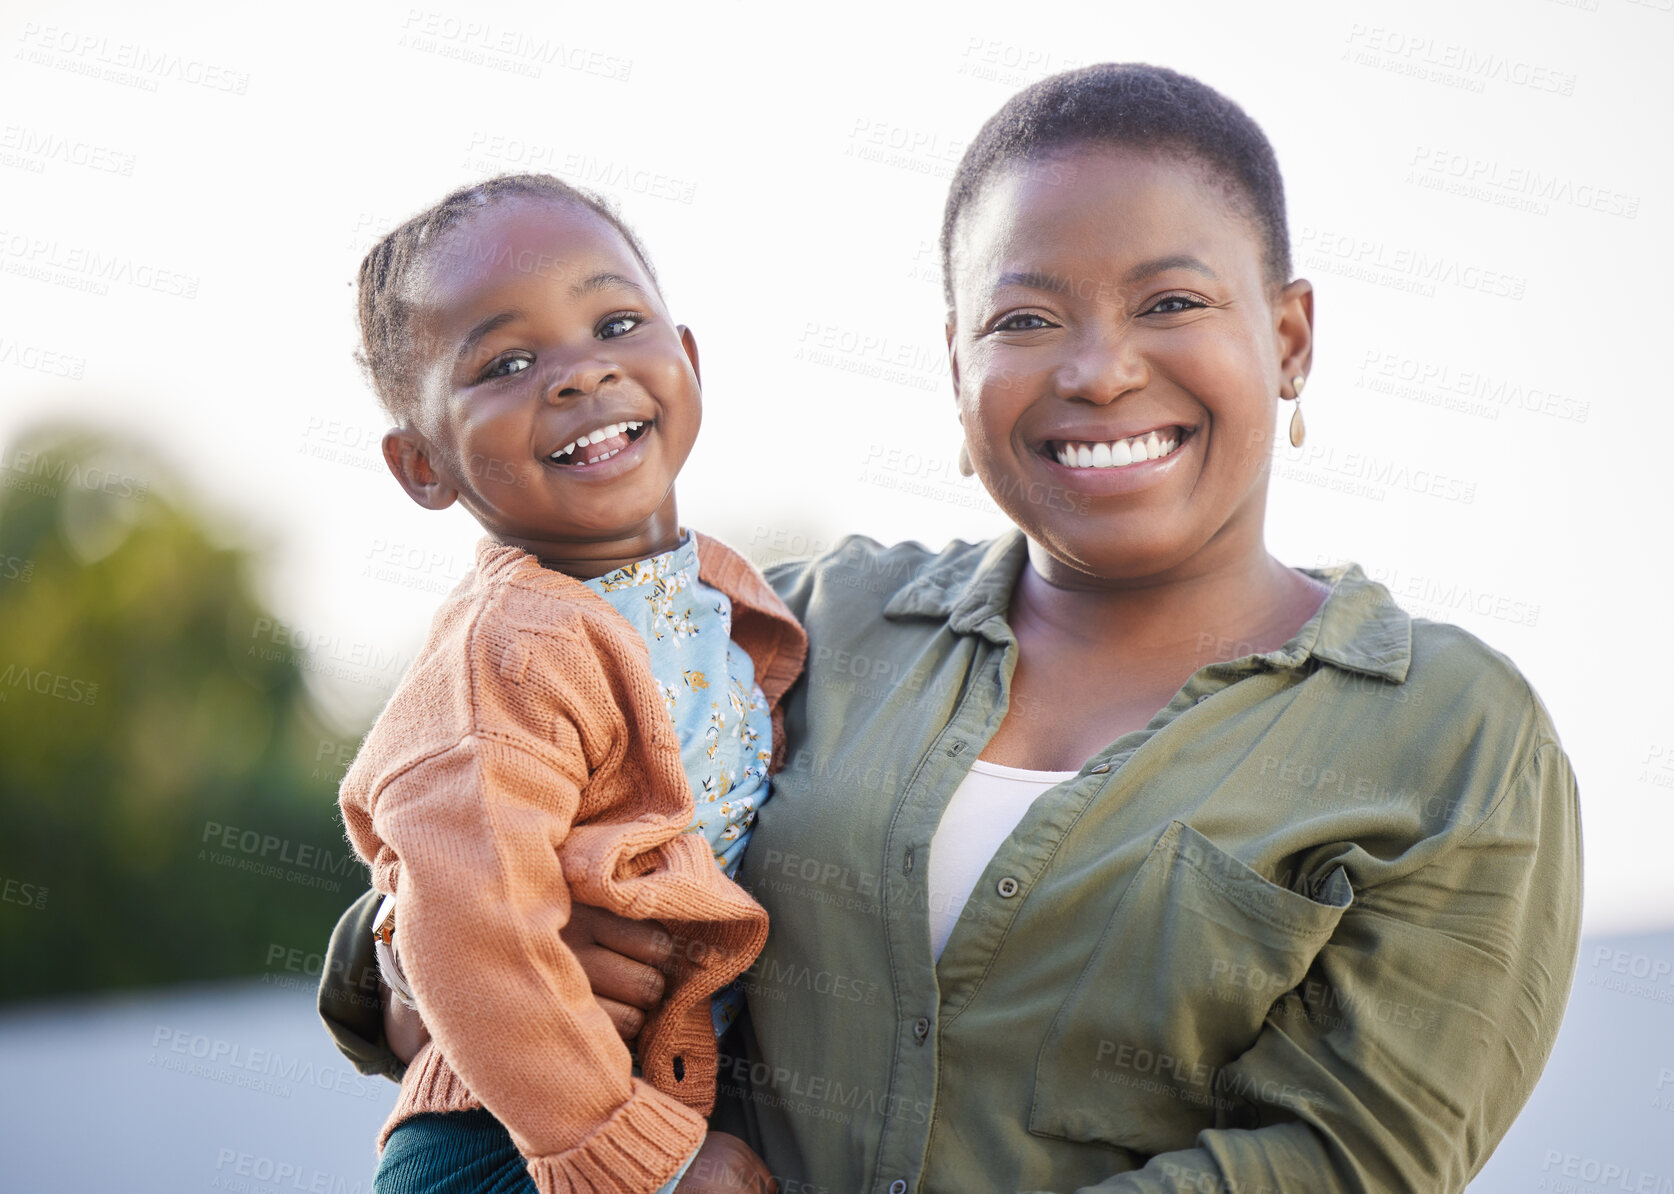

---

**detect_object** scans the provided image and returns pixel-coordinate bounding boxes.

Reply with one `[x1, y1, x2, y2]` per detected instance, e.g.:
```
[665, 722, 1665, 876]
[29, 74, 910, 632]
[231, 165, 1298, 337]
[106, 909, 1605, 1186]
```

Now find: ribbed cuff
[378, 1043, 481, 1151]
[652, 1141, 702, 1194]
[522, 1088, 706, 1194]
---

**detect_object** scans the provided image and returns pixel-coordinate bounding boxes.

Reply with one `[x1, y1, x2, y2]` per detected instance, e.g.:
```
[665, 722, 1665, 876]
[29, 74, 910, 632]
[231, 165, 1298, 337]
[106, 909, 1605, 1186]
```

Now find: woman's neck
[1014, 538, 1329, 669]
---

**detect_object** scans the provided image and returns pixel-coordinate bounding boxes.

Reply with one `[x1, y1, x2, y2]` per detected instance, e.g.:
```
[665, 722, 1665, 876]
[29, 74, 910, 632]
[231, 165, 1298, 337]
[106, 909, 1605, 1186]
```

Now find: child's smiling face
[384, 196, 701, 569]
[946, 146, 1313, 585]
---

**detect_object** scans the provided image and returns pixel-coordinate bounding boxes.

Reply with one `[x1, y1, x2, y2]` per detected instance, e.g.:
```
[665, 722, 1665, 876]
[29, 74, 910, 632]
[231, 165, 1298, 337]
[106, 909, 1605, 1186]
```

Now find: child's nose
[545, 357, 619, 400]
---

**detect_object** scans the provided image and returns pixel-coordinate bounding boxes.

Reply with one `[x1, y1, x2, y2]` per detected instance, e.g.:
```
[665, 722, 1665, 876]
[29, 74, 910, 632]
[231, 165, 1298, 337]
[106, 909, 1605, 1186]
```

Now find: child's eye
[598, 314, 643, 339]
[1148, 294, 1208, 315]
[991, 312, 1058, 333]
[480, 355, 532, 381]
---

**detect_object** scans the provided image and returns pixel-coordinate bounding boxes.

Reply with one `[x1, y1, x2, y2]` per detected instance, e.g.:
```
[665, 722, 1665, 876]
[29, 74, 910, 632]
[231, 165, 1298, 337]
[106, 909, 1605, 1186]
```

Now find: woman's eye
[482, 355, 532, 380]
[993, 312, 1056, 333]
[599, 314, 642, 339]
[1149, 295, 1207, 315]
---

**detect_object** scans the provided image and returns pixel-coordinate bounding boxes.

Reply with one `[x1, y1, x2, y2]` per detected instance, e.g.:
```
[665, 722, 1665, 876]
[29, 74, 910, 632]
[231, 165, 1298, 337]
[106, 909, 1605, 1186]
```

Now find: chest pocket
[1028, 820, 1351, 1155]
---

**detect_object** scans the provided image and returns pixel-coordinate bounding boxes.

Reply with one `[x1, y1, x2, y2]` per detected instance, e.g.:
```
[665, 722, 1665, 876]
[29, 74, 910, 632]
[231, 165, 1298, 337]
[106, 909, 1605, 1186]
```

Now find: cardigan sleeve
[373, 732, 705, 1194]
[1027, 740, 1582, 1194]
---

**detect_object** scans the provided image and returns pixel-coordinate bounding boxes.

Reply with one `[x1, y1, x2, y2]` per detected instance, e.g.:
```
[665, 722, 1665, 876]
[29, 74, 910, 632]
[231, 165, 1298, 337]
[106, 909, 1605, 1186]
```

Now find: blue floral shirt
[583, 531, 773, 1040]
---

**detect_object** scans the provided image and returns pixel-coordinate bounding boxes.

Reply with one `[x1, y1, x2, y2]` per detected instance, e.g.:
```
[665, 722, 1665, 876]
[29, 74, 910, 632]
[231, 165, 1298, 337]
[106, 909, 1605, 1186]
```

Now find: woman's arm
[321, 900, 679, 1070]
[316, 886, 403, 1078]
[1036, 741, 1582, 1193]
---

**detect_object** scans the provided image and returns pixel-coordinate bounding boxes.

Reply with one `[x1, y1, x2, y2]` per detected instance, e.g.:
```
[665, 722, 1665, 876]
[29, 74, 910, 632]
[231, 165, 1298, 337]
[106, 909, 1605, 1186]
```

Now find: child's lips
[548, 420, 649, 467]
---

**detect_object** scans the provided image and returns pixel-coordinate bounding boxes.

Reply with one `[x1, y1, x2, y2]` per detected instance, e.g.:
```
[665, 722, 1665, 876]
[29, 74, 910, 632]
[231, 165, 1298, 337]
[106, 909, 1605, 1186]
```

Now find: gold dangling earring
[957, 442, 975, 477]
[1288, 375, 1306, 448]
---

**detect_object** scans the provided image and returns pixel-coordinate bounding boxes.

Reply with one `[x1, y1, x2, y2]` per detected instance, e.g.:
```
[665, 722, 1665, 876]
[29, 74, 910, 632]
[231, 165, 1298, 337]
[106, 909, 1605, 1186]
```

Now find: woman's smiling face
[947, 146, 1313, 585]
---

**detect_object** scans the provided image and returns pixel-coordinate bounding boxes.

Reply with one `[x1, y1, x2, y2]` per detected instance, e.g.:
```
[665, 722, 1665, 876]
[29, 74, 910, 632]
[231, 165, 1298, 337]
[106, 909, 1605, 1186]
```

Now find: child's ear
[677, 325, 701, 387]
[382, 429, 459, 511]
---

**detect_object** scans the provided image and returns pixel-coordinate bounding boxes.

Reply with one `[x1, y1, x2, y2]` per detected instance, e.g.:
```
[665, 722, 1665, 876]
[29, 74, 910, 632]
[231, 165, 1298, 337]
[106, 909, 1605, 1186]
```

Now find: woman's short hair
[939, 63, 1292, 310]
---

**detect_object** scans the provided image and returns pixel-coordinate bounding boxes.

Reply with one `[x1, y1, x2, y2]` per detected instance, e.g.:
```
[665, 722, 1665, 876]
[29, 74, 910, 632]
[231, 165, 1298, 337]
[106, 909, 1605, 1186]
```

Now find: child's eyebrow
[452, 275, 651, 362]
[456, 309, 525, 362]
[570, 271, 649, 299]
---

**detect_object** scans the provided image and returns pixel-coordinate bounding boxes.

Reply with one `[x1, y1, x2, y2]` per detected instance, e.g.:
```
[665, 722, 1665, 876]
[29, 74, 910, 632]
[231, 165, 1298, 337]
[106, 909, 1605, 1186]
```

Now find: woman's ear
[1275, 278, 1315, 384]
[382, 429, 459, 511]
[678, 325, 701, 388]
[945, 319, 962, 403]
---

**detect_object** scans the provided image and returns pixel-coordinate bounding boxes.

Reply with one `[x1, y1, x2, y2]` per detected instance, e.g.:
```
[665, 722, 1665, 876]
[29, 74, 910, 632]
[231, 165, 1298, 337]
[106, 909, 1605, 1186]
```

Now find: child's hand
[381, 903, 675, 1061]
[674, 1133, 775, 1193]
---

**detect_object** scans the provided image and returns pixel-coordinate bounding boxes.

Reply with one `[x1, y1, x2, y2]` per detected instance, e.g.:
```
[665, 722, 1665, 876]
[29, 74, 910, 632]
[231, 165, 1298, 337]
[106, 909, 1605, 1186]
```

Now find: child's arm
[316, 895, 670, 1080]
[372, 730, 706, 1194]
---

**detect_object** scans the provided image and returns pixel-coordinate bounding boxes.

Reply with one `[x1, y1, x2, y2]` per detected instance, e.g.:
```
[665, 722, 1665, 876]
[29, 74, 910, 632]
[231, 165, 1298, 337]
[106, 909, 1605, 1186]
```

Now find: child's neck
[504, 503, 685, 581]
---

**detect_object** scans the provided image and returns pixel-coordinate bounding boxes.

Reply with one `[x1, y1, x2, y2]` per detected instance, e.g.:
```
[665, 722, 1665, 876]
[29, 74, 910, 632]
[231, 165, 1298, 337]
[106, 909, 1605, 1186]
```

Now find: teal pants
[376, 1110, 537, 1194]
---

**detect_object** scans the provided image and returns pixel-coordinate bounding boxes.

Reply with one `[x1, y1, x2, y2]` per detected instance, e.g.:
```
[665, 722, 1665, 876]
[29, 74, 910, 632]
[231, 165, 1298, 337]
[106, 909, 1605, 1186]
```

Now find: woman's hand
[674, 1134, 775, 1193]
[563, 903, 675, 1041]
[380, 903, 676, 1063]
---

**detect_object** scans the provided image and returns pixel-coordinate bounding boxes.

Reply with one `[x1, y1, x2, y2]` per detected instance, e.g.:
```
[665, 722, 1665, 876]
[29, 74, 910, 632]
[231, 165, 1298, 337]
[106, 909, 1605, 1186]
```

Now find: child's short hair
[355, 174, 659, 422]
[939, 63, 1291, 311]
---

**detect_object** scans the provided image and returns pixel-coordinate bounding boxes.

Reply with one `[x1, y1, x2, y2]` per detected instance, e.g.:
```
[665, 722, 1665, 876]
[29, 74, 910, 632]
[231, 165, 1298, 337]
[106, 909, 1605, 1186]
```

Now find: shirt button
[1196, 693, 1212, 704]
[946, 739, 967, 756]
[890, 1181, 909, 1194]
[1089, 762, 1110, 775]
[996, 876, 1020, 898]
[913, 1016, 930, 1042]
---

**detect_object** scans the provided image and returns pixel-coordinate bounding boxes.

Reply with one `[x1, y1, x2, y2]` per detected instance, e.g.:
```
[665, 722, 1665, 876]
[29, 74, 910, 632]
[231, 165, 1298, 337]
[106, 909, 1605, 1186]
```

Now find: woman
[321, 64, 1579, 1193]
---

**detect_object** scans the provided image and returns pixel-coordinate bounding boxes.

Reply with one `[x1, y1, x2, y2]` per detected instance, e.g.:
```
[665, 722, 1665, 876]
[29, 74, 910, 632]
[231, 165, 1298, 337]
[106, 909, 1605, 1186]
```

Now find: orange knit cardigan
[339, 533, 805, 1194]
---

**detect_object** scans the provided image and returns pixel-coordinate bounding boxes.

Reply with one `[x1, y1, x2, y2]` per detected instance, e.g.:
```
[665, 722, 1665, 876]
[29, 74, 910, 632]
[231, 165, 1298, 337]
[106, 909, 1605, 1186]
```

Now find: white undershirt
[926, 758, 1078, 960]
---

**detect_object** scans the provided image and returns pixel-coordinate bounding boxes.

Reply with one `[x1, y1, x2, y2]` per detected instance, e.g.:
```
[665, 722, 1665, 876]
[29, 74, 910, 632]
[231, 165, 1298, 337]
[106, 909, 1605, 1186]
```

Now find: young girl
[337, 174, 801, 1194]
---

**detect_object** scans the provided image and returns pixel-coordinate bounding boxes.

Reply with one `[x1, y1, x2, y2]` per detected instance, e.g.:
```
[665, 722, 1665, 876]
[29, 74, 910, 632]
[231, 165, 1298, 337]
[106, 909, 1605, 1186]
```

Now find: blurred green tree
[0, 426, 369, 1001]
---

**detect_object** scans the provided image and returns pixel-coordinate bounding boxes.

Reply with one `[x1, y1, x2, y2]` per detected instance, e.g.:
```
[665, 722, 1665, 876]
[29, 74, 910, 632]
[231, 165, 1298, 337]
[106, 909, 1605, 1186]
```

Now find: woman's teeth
[1054, 429, 1179, 470]
[551, 421, 644, 463]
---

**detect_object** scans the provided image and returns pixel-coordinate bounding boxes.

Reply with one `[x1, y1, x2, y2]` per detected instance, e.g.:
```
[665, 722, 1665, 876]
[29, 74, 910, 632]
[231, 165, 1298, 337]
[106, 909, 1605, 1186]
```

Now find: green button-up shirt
[717, 531, 1580, 1194]
[318, 530, 1580, 1193]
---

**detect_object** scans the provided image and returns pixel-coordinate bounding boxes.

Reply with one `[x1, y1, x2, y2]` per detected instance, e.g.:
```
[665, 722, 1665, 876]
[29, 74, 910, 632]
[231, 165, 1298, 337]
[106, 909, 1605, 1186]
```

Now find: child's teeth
[562, 441, 576, 457]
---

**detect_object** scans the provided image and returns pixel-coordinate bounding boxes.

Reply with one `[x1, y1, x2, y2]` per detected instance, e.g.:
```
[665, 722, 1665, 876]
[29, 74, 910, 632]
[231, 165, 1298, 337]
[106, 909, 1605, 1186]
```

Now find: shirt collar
[883, 529, 1411, 682]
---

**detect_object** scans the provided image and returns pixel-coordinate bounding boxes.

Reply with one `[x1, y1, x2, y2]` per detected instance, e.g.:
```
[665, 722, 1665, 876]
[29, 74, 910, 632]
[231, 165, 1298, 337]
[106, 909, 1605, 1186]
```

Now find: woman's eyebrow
[993, 255, 1220, 297]
[1123, 254, 1219, 284]
[994, 269, 1073, 295]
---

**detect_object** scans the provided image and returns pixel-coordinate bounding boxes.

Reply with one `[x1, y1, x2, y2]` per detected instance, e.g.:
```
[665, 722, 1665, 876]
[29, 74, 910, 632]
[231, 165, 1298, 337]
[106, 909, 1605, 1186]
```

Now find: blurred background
[1, 0, 1670, 1189]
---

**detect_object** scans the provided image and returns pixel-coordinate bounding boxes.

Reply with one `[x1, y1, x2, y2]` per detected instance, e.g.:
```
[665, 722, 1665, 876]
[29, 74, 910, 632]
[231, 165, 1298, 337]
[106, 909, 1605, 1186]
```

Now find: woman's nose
[1055, 326, 1146, 404]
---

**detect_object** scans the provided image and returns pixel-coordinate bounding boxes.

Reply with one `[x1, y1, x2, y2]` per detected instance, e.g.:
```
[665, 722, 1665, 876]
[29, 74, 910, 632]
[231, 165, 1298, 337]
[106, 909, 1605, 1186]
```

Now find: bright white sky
[3, 0, 1670, 933]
